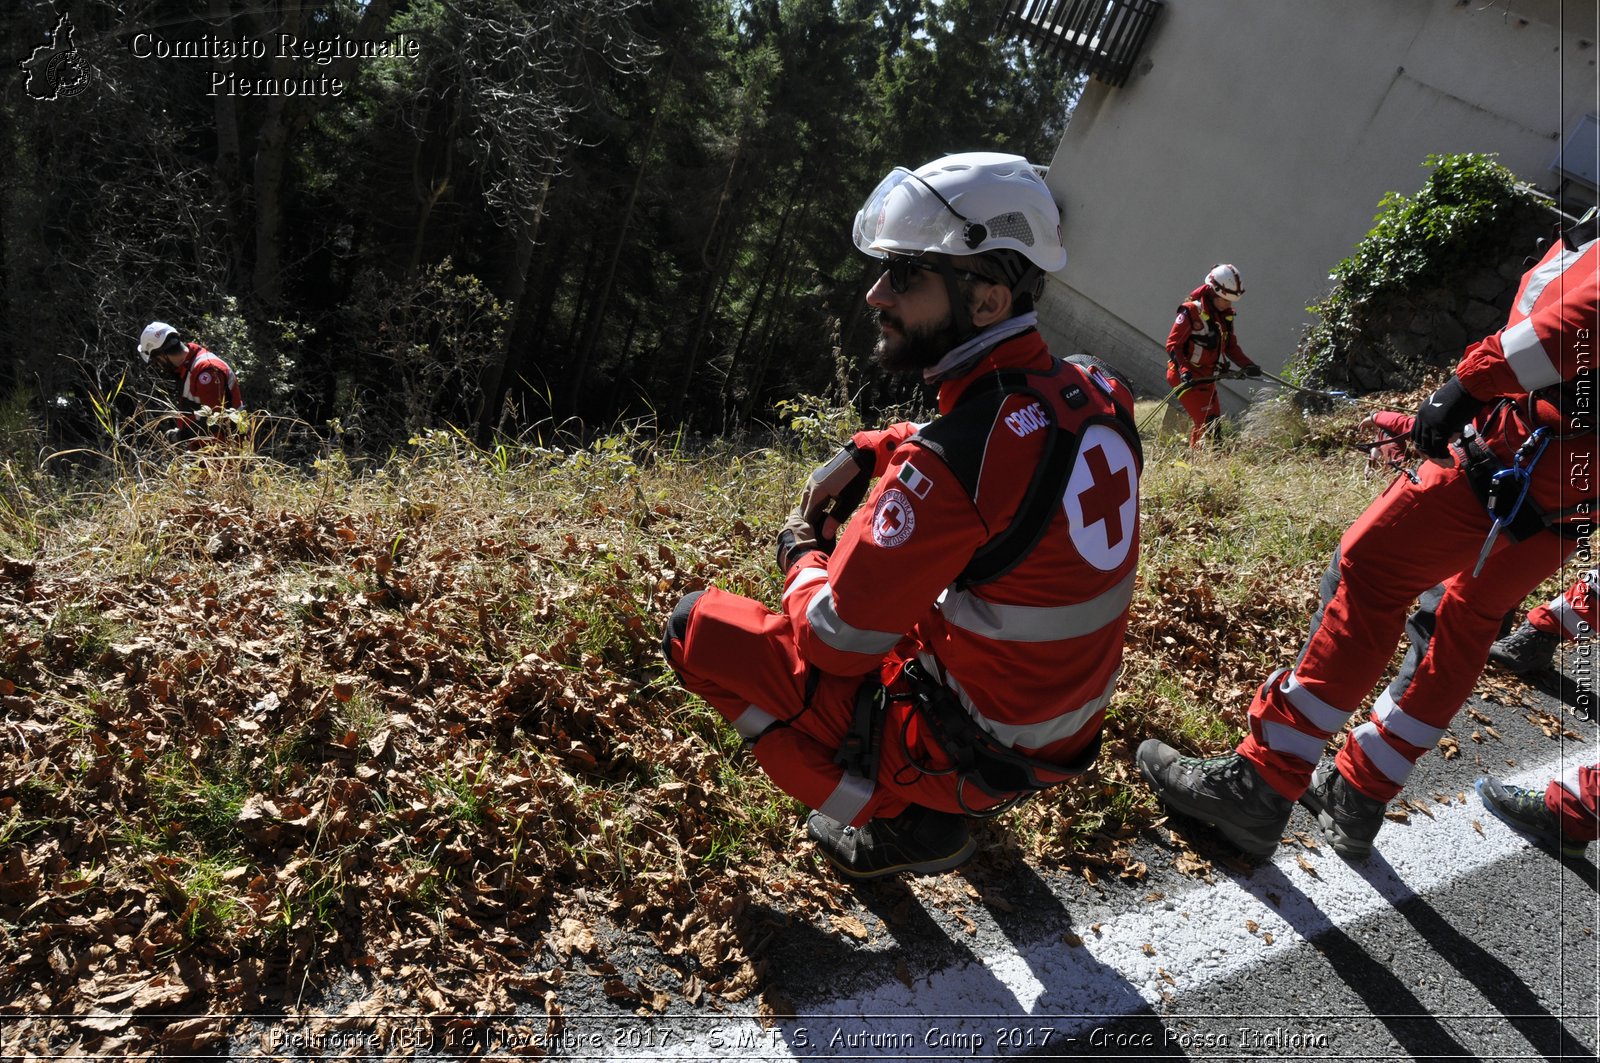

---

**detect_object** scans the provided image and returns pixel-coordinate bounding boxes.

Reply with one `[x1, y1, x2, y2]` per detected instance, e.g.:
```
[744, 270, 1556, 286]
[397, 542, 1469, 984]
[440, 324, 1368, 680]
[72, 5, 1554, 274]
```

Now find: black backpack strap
[900, 658, 1101, 815]
[913, 360, 1142, 588]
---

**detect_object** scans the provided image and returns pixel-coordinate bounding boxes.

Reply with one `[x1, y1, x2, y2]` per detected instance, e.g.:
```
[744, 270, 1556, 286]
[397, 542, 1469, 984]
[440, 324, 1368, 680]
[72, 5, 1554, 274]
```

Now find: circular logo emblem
[46, 51, 91, 99]
[870, 488, 916, 549]
[1062, 425, 1139, 572]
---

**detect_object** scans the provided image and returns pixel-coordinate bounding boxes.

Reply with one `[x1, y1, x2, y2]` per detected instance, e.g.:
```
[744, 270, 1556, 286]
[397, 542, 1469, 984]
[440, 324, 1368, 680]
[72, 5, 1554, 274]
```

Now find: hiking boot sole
[814, 835, 978, 880]
[1475, 778, 1590, 860]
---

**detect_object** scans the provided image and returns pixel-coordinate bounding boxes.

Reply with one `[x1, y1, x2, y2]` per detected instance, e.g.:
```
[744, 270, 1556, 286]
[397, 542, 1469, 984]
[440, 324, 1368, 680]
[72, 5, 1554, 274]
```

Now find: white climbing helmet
[1205, 264, 1244, 302]
[852, 152, 1067, 273]
[137, 321, 180, 363]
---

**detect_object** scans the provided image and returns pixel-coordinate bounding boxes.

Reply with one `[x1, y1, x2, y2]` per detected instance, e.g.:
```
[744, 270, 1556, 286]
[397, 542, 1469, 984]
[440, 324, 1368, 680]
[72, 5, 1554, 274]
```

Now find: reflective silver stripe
[1548, 597, 1587, 639]
[918, 652, 1112, 750]
[985, 674, 1116, 749]
[1277, 670, 1351, 735]
[1372, 690, 1445, 750]
[805, 585, 903, 656]
[1261, 719, 1325, 766]
[782, 566, 828, 602]
[1500, 317, 1562, 392]
[817, 771, 875, 825]
[1351, 721, 1415, 786]
[937, 569, 1137, 643]
[1516, 239, 1599, 315]
[731, 704, 778, 740]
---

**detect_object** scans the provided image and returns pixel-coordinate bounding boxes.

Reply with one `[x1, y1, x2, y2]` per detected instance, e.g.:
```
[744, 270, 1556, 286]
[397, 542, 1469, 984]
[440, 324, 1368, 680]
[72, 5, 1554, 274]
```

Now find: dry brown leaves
[0, 501, 832, 1056]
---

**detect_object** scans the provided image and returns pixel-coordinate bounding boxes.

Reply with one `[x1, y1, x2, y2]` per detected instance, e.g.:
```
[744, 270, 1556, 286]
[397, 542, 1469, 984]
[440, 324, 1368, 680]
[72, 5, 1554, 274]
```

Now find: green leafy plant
[1290, 153, 1545, 385]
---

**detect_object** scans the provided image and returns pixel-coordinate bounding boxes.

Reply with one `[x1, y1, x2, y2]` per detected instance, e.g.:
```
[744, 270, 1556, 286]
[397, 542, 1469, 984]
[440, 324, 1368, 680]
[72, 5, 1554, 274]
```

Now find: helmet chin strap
[937, 257, 1041, 343]
[934, 260, 978, 344]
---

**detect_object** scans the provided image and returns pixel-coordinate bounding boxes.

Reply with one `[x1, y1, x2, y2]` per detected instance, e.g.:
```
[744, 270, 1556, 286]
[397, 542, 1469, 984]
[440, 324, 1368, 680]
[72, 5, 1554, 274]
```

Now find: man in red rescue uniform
[137, 321, 245, 443]
[1164, 265, 1262, 447]
[1140, 220, 1598, 861]
[661, 153, 1142, 878]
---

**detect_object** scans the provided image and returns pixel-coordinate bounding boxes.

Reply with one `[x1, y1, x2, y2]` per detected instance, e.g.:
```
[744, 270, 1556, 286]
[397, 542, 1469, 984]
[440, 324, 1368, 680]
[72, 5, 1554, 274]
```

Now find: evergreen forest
[2, 0, 1078, 456]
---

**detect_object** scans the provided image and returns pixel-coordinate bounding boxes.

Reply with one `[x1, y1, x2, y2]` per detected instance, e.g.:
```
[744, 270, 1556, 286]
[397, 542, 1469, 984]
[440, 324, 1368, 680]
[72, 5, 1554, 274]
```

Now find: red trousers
[1165, 367, 1222, 448]
[1527, 568, 1598, 640]
[1239, 460, 1574, 802]
[1547, 764, 1600, 842]
[664, 587, 1002, 827]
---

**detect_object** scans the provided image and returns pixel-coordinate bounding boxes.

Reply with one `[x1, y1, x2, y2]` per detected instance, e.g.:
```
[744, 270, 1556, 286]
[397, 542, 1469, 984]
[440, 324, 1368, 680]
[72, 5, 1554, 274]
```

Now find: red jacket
[1165, 285, 1255, 380]
[171, 342, 244, 442]
[780, 330, 1141, 768]
[1453, 235, 1598, 531]
[175, 343, 243, 412]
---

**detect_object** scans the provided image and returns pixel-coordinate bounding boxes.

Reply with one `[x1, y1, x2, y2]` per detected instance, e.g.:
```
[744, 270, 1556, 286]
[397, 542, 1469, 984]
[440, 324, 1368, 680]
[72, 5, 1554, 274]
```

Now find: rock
[1430, 313, 1468, 355]
[1383, 331, 1426, 364]
[1465, 268, 1506, 302]
[1463, 299, 1502, 333]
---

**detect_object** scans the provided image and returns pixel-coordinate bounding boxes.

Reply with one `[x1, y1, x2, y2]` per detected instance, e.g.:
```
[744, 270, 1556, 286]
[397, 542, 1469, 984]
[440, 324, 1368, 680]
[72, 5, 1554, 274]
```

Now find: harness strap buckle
[834, 678, 886, 782]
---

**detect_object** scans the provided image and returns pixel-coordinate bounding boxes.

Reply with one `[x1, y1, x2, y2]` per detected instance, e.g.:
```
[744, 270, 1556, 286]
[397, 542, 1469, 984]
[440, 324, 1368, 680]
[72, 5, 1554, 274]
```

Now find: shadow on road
[1236, 861, 1477, 1061]
[730, 844, 1176, 1058]
[1527, 666, 1596, 721]
[959, 859, 1185, 1059]
[1353, 852, 1598, 1063]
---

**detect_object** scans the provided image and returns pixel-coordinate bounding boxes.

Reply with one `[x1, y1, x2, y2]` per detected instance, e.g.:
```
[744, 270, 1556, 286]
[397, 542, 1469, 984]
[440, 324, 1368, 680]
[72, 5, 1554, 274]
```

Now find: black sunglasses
[879, 256, 1003, 294]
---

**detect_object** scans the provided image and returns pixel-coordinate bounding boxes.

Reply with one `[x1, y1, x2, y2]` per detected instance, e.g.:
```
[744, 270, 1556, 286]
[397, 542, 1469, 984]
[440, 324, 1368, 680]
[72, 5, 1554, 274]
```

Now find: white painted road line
[619, 753, 1589, 1060]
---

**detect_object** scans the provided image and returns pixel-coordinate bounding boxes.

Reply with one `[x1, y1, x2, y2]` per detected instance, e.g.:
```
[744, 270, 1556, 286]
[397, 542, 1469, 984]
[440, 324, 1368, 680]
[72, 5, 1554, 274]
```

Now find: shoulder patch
[196, 371, 214, 386]
[1063, 424, 1139, 572]
[896, 462, 934, 499]
[870, 488, 916, 548]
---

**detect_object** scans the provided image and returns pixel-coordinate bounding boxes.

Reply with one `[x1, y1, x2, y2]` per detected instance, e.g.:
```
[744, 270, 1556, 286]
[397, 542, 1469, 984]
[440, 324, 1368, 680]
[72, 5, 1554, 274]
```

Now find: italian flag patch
[896, 462, 933, 499]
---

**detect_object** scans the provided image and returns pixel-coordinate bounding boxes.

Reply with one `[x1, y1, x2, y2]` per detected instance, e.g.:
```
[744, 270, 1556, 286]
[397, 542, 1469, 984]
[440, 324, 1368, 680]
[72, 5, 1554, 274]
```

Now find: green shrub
[1290, 153, 1544, 385]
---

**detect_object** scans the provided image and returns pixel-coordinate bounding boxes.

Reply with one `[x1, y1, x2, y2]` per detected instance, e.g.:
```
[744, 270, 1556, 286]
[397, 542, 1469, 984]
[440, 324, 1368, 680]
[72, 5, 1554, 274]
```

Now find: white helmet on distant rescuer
[1205, 263, 1244, 302]
[137, 321, 180, 364]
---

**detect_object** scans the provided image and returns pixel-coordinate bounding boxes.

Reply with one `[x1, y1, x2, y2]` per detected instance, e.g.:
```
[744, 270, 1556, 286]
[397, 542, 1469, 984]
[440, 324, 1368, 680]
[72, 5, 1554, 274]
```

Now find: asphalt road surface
[561, 664, 1599, 1063]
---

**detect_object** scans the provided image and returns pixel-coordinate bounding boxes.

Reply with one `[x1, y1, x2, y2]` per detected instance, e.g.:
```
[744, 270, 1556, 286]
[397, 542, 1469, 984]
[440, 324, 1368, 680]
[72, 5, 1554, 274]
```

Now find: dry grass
[0, 395, 1565, 1052]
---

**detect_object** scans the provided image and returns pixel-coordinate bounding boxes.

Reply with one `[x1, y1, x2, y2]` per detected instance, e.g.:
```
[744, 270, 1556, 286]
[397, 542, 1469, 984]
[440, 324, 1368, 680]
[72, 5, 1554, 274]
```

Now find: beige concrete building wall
[1036, 0, 1599, 404]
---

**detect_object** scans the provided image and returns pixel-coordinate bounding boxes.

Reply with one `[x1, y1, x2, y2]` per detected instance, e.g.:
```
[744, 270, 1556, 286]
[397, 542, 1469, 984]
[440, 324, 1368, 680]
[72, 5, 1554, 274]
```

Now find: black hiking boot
[1488, 623, 1561, 675]
[1136, 740, 1291, 861]
[806, 805, 976, 879]
[1300, 760, 1387, 860]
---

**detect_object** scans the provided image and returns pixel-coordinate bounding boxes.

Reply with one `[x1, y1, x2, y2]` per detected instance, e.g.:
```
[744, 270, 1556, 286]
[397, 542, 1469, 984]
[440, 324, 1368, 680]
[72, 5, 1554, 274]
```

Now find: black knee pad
[661, 590, 705, 664]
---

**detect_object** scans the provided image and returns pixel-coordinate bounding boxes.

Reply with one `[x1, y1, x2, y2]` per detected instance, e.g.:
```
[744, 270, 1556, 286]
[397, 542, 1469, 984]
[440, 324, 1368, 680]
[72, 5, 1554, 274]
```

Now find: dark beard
[872, 309, 958, 372]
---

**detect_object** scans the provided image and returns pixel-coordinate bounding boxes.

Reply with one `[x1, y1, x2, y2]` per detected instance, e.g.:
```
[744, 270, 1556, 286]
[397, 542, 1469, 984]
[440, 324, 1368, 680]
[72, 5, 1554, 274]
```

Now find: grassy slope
[0, 401, 1566, 1052]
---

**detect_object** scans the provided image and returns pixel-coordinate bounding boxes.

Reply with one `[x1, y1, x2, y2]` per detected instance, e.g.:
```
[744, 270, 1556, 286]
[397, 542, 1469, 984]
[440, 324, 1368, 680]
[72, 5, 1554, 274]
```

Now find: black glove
[1411, 375, 1484, 459]
[1242, 363, 1262, 378]
[1178, 369, 1193, 386]
[775, 510, 820, 574]
[796, 442, 874, 549]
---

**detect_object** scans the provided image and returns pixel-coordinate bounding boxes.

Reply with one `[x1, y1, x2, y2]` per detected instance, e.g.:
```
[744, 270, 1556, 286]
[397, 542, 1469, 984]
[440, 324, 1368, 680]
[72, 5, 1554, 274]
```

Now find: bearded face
[871, 305, 960, 371]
